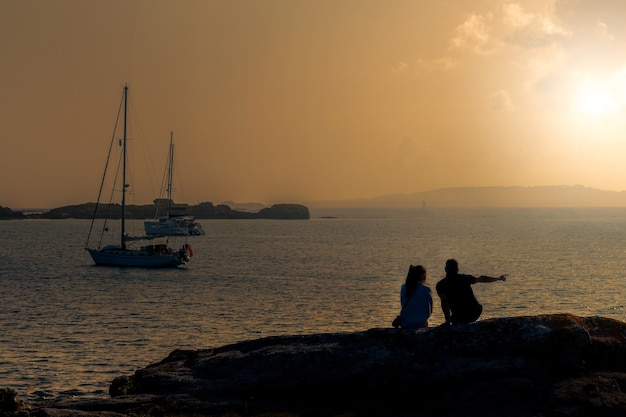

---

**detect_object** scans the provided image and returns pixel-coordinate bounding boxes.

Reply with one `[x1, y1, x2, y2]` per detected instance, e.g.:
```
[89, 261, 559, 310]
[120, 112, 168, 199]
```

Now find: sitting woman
[397, 264, 433, 329]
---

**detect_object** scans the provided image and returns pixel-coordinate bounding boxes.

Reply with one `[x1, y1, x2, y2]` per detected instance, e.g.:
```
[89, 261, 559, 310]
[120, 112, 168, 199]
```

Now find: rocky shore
[13, 314, 626, 416]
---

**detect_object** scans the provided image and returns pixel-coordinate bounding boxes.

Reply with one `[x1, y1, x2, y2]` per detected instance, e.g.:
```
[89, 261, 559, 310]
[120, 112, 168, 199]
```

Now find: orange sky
[3, 0, 626, 209]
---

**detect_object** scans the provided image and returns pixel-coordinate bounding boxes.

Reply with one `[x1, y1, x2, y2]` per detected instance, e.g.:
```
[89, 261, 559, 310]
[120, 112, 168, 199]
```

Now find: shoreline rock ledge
[33, 314, 626, 417]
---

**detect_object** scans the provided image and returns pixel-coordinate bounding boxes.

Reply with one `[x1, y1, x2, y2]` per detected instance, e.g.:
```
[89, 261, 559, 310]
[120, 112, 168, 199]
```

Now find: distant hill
[308, 185, 626, 208]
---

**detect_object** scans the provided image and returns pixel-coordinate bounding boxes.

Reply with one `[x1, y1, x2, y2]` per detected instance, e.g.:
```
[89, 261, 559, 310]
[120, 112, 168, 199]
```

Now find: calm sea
[1, 208, 625, 403]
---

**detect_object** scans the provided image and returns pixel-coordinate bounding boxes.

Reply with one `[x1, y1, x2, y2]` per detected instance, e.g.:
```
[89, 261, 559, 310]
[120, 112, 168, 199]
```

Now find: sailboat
[144, 133, 205, 237]
[85, 84, 192, 268]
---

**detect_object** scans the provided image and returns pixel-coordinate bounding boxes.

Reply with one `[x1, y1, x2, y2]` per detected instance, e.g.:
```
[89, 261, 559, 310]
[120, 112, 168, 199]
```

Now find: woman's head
[406, 264, 427, 289]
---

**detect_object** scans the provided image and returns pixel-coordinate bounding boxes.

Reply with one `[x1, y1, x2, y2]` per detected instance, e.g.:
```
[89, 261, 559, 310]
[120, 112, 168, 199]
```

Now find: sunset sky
[3, 0, 626, 209]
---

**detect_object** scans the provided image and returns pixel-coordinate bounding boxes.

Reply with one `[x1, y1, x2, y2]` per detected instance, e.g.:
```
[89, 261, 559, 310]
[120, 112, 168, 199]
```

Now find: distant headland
[5, 185, 626, 220]
[0, 201, 310, 220]
[309, 185, 626, 208]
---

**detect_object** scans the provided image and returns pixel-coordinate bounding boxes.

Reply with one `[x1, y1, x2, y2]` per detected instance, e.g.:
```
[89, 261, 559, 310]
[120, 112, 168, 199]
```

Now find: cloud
[501, 2, 571, 48]
[490, 90, 516, 112]
[524, 46, 567, 88]
[596, 21, 614, 40]
[391, 61, 409, 76]
[448, 3, 571, 55]
[502, 3, 533, 28]
[450, 13, 495, 54]
[415, 56, 459, 72]
[392, 57, 459, 76]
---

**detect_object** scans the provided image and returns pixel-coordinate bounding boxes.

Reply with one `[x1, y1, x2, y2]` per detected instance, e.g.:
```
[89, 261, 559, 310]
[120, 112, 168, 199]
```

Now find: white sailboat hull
[87, 247, 185, 268]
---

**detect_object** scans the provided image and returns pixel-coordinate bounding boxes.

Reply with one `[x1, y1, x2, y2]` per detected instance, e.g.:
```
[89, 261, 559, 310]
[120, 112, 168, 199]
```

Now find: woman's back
[400, 283, 433, 329]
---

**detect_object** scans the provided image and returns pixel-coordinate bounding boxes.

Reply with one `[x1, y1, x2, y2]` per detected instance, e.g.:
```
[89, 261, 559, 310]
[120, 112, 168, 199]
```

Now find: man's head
[445, 259, 459, 275]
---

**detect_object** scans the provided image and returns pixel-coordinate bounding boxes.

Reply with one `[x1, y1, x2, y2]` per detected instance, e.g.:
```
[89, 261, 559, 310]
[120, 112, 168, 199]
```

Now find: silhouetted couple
[394, 259, 507, 329]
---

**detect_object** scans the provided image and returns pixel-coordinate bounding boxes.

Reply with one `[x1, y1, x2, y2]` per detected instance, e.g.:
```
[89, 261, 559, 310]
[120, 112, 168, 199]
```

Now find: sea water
[1, 208, 625, 403]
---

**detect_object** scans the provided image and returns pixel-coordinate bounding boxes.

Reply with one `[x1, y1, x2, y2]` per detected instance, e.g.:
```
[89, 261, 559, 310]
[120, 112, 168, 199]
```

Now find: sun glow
[571, 79, 620, 118]
[570, 73, 626, 121]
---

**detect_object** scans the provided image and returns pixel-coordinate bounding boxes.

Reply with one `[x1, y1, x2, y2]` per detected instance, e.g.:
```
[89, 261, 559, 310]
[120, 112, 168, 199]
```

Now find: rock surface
[32, 314, 626, 416]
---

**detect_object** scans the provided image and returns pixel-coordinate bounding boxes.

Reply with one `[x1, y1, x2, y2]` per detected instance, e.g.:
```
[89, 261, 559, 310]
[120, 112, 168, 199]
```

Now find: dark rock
[0, 206, 25, 220]
[32, 314, 626, 416]
[257, 203, 311, 219]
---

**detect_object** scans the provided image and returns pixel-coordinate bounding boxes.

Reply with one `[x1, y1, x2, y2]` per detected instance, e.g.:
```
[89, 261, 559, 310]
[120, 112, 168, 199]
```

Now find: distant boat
[85, 84, 192, 268]
[144, 133, 206, 237]
[145, 214, 205, 236]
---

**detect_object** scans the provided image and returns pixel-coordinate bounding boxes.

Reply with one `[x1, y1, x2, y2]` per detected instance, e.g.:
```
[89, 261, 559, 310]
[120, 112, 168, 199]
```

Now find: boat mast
[167, 131, 174, 218]
[121, 84, 129, 250]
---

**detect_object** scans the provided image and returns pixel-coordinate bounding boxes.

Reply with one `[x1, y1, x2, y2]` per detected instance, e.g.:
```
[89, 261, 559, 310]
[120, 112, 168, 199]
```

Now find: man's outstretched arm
[476, 274, 507, 283]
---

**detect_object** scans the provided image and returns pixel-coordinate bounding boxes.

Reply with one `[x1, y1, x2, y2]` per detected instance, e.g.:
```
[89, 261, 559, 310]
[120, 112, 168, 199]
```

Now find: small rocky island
[2, 201, 310, 220]
[0, 205, 25, 220]
[11, 313, 625, 417]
